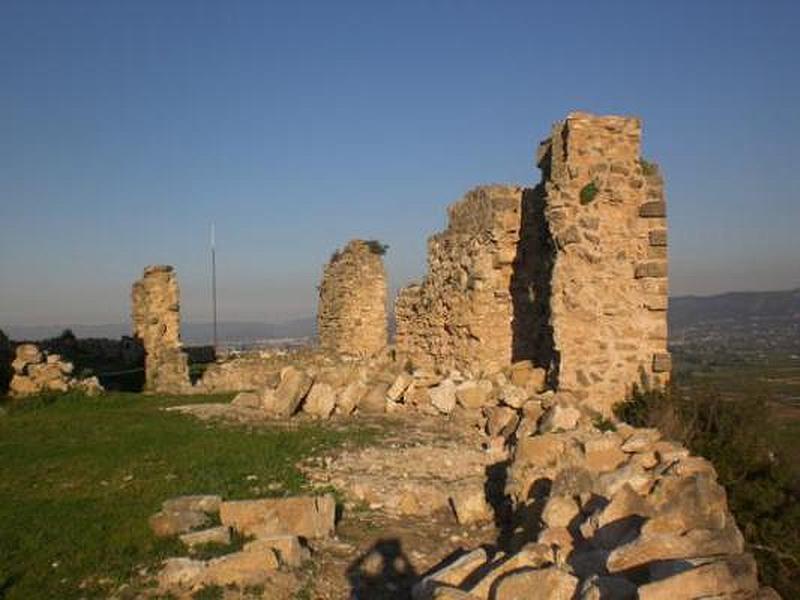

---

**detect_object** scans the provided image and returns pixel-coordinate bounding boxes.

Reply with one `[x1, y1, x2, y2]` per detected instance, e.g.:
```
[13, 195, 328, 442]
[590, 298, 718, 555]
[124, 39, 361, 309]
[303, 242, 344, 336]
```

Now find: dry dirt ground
[171, 404, 507, 599]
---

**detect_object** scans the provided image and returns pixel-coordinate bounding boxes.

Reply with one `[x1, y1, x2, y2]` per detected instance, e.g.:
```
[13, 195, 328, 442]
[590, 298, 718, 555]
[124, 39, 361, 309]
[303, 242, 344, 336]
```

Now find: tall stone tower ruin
[132, 265, 192, 394]
[317, 239, 388, 357]
[396, 112, 669, 413]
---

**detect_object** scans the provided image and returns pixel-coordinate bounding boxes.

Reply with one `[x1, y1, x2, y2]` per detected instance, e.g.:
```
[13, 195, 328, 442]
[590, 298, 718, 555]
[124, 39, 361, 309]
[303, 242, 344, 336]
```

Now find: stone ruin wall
[317, 240, 388, 357]
[132, 265, 192, 394]
[395, 186, 535, 374]
[396, 113, 669, 413]
[541, 113, 669, 412]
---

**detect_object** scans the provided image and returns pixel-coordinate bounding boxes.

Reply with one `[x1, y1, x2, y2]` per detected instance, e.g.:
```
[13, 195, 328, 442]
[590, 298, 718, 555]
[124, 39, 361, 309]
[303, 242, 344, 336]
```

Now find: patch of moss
[579, 181, 599, 205]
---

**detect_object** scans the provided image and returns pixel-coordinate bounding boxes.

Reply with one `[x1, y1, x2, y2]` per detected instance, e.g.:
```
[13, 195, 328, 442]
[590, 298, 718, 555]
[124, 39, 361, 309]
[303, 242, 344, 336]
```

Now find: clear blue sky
[1, 0, 798, 327]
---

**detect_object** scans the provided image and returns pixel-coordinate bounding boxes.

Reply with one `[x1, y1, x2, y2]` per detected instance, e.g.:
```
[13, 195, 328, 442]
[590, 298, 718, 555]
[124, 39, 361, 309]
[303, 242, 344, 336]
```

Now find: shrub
[639, 158, 659, 176]
[365, 240, 389, 255]
[614, 385, 800, 596]
[579, 181, 599, 205]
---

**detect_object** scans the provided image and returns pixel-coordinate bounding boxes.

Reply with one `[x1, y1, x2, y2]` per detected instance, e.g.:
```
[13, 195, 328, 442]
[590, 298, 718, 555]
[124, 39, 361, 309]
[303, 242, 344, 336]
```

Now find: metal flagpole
[211, 223, 218, 351]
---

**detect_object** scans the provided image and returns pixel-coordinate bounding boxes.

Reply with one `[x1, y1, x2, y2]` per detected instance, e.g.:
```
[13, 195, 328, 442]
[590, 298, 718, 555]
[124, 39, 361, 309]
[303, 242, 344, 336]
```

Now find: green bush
[579, 181, 599, 205]
[639, 158, 659, 176]
[614, 385, 800, 596]
[365, 240, 389, 255]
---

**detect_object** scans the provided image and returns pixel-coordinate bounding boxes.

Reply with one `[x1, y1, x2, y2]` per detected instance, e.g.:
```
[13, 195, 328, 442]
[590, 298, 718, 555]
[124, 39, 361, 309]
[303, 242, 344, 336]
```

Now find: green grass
[0, 391, 377, 599]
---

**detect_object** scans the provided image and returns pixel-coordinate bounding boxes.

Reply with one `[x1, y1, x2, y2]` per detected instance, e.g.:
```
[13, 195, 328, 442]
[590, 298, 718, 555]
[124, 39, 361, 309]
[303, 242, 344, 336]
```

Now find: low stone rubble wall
[8, 343, 103, 397]
[412, 397, 775, 599]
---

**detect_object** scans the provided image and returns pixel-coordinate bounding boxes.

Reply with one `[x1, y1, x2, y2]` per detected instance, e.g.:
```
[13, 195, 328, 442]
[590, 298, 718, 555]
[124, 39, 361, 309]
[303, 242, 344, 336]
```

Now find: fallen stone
[607, 520, 744, 572]
[620, 428, 661, 452]
[245, 535, 309, 568]
[149, 509, 209, 537]
[202, 545, 280, 587]
[270, 366, 313, 417]
[412, 548, 487, 599]
[484, 405, 519, 438]
[337, 380, 368, 414]
[498, 383, 527, 409]
[455, 380, 495, 409]
[583, 432, 627, 473]
[491, 566, 578, 600]
[637, 554, 758, 600]
[179, 526, 231, 549]
[509, 360, 547, 393]
[449, 484, 492, 525]
[231, 391, 261, 409]
[360, 381, 390, 413]
[468, 543, 552, 598]
[219, 494, 335, 539]
[430, 379, 457, 414]
[541, 495, 580, 529]
[302, 382, 336, 418]
[387, 372, 413, 401]
[539, 403, 582, 433]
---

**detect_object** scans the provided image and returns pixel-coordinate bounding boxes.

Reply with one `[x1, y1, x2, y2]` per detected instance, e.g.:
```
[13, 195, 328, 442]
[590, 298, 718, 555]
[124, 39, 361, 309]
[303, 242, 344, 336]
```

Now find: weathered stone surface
[337, 380, 368, 414]
[449, 484, 491, 525]
[395, 185, 540, 375]
[412, 548, 487, 599]
[246, 535, 309, 568]
[455, 379, 494, 409]
[179, 525, 231, 549]
[509, 360, 547, 393]
[231, 391, 261, 408]
[539, 402, 581, 432]
[492, 567, 578, 600]
[542, 495, 580, 529]
[269, 366, 313, 417]
[430, 379, 457, 414]
[149, 509, 209, 537]
[219, 495, 335, 539]
[202, 545, 280, 586]
[484, 405, 519, 438]
[131, 265, 191, 394]
[607, 522, 744, 572]
[467, 543, 553, 598]
[302, 382, 336, 418]
[318, 239, 388, 357]
[387, 371, 413, 402]
[637, 554, 758, 600]
[360, 381, 390, 413]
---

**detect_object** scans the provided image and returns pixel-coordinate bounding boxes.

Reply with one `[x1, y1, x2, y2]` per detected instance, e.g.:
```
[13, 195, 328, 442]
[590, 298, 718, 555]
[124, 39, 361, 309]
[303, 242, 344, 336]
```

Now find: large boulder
[269, 367, 313, 417]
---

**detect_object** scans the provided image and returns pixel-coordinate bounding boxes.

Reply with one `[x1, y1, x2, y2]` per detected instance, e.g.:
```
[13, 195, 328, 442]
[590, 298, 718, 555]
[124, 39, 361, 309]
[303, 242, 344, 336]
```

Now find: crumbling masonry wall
[132, 265, 192, 394]
[395, 113, 669, 412]
[540, 113, 669, 412]
[395, 186, 539, 374]
[317, 240, 388, 357]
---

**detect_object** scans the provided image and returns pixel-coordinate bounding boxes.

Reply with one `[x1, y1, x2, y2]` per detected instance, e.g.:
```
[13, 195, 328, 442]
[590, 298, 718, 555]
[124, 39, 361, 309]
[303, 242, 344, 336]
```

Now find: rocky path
[300, 413, 506, 599]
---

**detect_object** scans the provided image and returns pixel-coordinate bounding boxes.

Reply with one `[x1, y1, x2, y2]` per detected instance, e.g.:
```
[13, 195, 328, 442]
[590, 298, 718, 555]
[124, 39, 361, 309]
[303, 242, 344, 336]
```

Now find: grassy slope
[0, 392, 374, 599]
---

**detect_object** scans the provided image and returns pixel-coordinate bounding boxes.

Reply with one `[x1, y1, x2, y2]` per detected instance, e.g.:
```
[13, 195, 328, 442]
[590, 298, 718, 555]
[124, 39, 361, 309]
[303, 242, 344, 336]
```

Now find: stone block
[639, 201, 667, 218]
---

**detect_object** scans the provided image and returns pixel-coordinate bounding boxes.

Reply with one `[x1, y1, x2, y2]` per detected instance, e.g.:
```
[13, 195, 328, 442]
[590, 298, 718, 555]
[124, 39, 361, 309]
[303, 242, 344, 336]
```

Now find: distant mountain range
[3, 318, 317, 346]
[669, 288, 800, 332]
[5, 289, 798, 344]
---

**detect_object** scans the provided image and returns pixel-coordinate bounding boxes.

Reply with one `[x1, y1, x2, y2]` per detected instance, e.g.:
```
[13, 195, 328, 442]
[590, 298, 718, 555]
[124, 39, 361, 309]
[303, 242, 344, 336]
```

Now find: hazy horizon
[2, 1, 799, 327]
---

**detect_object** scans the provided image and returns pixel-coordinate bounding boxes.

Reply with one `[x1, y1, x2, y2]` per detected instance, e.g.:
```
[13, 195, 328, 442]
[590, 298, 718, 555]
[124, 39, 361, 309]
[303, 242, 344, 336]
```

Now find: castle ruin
[317, 239, 388, 357]
[132, 265, 192, 394]
[396, 112, 669, 413]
